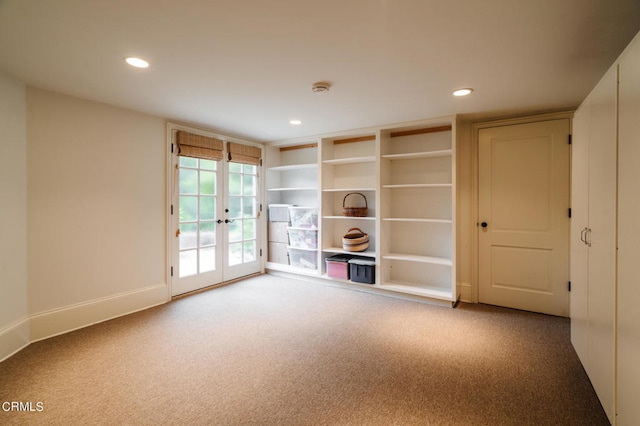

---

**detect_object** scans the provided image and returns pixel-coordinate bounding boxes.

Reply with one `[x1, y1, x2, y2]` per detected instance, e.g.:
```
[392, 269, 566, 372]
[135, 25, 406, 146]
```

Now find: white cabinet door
[586, 65, 618, 423]
[570, 101, 590, 370]
[617, 33, 640, 426]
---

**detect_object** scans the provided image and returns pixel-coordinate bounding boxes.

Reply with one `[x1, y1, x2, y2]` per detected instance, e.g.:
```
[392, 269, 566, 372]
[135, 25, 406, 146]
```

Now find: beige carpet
[0, 274, 607, 425]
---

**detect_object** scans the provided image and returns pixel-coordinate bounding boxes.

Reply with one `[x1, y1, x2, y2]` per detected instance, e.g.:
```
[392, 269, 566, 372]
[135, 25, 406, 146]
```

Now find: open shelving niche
[265, 142, 321, 276]
[320, 134, 378, 276]
[378, 122, 457, 302]
[265, 117, 458, 306]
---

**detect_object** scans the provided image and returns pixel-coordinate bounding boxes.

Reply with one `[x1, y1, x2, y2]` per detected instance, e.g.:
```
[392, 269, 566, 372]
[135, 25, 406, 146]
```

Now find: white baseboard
[0, 318, 31, 362]
[0, 284, 168, 362]
[30, 283, 169, 342]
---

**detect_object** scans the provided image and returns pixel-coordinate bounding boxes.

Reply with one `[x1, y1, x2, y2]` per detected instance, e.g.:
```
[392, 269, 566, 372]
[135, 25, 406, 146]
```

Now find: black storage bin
[348, 258, 376, 284]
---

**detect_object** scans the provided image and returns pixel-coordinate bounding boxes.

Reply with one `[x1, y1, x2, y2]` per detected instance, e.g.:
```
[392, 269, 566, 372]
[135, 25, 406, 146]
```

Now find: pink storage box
[325, 255, 352, 280]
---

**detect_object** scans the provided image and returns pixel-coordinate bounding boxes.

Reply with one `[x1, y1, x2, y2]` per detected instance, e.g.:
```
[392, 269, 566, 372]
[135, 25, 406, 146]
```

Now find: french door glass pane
[243, 241, 255, 262]
[179, 158, 219, 278]
[228, 197, 242, 219]
[243, 219, 255, 240]
[229, 174, 241, 196]
[180, 250, 197, 277]
[243, 197, 255, 217]
[200, 247, 216, 273]
[200, 159, 217, 170]
[228, 243, 242, 266]
[179, 223, 197, 250]
[199, 222, 216, 246]
[200, 171, 216, 195]
[200, 197, 216, 220]
[180, 196, 197, 221]
[180, 169, 198, 194]
[243, 175, 255, 195]
[228, 221, 242, 242]
[180, 157, 197, 168]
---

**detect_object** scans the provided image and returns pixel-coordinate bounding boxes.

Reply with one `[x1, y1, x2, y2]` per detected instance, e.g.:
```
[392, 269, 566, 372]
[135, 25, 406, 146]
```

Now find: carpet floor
[0, 274, 608, 425]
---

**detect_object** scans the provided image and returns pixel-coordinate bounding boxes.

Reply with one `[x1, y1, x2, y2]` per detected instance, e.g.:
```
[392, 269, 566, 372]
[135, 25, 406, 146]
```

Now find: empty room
[1, 1, 640, 424]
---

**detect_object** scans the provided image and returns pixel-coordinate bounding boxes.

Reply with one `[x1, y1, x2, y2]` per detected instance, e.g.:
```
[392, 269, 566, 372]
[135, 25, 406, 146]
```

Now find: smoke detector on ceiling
[312, 82, 331, 93]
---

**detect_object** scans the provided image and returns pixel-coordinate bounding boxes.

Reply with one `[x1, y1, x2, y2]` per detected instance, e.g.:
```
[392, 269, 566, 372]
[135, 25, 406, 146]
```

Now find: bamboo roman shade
[227, 142, 261, 166]
[176, 131, 223, 161]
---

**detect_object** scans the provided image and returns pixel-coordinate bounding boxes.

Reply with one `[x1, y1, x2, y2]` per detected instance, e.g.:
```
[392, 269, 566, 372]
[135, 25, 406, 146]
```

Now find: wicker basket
[342, 227, 369, 252]
[342, 192, 368, 217]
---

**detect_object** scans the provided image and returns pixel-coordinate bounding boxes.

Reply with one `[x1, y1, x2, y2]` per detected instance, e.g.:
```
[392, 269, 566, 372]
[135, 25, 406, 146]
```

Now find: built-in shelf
[322, 187, 376, 192]
[268, 187, 317, 192]
[265, 262, 320, 276]
[268, 163, 318, 171]
[379, 282, 454, 301]
[383, 253, 452, 266]
[322, 156, 376, 165]
[323, 247, 376, 258]
[382, 217, 452, 223]
[382, 150, 452, 160]
[382, 183, 452, 189]
[324, 216, 376, 221]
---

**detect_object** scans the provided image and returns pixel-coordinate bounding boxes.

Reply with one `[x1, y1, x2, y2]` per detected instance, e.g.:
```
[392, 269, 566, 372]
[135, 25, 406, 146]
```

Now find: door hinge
[171, 205, 174, 215]
[568, 208, 571, 218]
[171, 266, 174, 277]
[259, 158, 263, 166]
[260, 249, 263, 257]
[260, 203, 263, 212]
[568, 134, 572, 145]
[568, 281, 571, 292]
[171, 143, 174, 153]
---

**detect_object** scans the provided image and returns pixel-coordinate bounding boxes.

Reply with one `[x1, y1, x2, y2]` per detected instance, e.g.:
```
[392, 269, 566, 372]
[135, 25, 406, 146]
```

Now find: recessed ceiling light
[453, 88, 473, 97]
[125, 57, 149, 68]
[290, 120, 302, 125]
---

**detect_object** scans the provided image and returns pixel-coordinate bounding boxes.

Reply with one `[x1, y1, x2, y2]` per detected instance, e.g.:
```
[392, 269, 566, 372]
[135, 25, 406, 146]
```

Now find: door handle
[580, 228, 587, 244]
[481, 222, 488, 228]
[216, 219, 223, 224]
[225, 219, 235, 224]
[586, 228, 592, 247]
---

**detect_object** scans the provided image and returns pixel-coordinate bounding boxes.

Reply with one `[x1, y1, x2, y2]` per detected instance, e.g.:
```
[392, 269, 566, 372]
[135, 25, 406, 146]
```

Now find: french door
[171, 142, 261, 297]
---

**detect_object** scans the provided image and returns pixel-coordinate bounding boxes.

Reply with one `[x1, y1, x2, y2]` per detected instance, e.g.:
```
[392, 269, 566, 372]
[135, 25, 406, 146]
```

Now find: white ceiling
[1, 0, 639, 143]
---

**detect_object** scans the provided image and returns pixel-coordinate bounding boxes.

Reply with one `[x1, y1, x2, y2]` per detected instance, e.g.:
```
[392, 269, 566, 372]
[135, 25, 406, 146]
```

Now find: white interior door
[478, 119, 570, 316]
[171, 144, 261, 297]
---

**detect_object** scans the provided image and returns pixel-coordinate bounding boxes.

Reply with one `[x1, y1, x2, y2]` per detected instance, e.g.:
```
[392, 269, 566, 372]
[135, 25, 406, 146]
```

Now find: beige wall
[26, 88, 168, 336]
[0, 71, 29, 351]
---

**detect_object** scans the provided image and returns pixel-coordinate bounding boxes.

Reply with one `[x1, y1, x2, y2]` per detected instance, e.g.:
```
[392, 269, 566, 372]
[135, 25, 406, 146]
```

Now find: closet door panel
[569, 101, 589, 369]
[617, 35, 640, 426]
[585, 65, 618, 422]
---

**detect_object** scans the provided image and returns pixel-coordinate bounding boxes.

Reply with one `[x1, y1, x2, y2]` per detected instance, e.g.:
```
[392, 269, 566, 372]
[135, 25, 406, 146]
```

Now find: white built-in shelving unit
[265, 142, 320, 275]
[378, 122, 456, 301]
[320, 134, 377, 262]
[265, 116, 458, 305]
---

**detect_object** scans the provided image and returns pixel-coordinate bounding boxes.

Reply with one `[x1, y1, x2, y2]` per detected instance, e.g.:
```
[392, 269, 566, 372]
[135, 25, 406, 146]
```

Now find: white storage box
[288, 206, 318, 229]
[287, 227, 318, 249]
[268, 242, 289, 265]
[269, 204, 294, 222]
[268, 222, 290, 244]
[287, 246, 318, 270]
